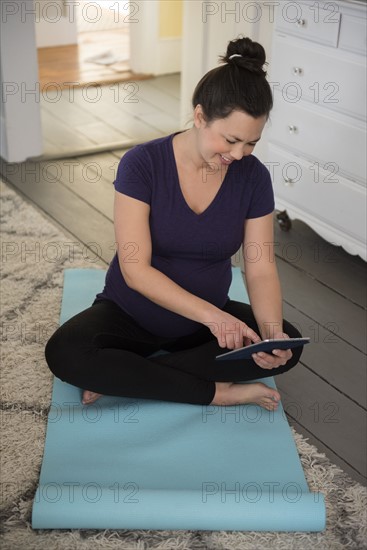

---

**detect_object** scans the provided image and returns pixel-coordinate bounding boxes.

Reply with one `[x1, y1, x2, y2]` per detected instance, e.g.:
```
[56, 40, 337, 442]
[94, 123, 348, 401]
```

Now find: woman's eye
[226, 139, 236, 144]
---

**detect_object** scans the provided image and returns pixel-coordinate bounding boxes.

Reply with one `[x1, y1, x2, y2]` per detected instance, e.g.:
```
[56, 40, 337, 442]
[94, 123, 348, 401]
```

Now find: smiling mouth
[220, 154, 233, 164]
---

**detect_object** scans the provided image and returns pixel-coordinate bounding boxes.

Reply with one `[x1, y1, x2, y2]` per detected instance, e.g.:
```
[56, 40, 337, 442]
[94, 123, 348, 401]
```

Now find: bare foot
[82, 390, 103, 405]
[211, 381, 281, 411]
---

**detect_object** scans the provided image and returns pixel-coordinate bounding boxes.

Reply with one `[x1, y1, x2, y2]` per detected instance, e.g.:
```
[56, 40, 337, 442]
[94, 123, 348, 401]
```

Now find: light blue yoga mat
[32, 267, 325, 531]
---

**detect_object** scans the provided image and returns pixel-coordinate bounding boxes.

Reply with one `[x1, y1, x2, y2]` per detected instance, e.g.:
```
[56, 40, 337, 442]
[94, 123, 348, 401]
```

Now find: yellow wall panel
[159, 0, 183, 38]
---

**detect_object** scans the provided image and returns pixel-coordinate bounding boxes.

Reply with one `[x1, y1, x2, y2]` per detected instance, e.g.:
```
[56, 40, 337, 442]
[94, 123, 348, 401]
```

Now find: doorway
[36, 0, 160, 158]
[38, 0, 152, 90]
[0, 0, 182, 162]
[77, 0, 130, 85]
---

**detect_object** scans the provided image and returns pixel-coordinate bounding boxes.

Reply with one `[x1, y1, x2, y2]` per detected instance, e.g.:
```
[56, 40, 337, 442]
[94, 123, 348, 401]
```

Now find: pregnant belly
[154, 256, 232, 304]
[123, 258, 232, 338]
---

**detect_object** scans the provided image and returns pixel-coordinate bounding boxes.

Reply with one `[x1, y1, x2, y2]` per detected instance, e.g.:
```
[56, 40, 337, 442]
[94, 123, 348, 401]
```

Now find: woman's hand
[252, 331, 293, 370]
[204, 310, 261, 350]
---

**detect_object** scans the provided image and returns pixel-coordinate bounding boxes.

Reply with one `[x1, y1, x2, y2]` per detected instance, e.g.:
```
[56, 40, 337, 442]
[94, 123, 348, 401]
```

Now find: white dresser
[265, 0, 366, 261]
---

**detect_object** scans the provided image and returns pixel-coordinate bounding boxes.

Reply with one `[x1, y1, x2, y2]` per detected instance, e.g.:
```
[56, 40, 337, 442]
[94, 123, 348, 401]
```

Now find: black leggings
[45, 298, 303, 406]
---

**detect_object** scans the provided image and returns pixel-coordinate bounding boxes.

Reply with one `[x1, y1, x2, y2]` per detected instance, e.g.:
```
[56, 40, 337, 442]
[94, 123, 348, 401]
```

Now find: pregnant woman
[45, 36, 304, 410]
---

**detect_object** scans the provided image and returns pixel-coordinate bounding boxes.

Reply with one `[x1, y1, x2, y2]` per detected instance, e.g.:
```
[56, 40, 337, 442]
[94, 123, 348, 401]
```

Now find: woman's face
[194, 107, 267, 168]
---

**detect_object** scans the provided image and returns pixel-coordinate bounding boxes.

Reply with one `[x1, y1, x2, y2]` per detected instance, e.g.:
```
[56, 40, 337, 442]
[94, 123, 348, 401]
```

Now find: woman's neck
[173, 128, 208, 173]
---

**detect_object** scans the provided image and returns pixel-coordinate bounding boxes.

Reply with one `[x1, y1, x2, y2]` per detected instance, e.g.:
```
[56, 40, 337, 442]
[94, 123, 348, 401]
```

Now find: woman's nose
[231, 144, 245, 160]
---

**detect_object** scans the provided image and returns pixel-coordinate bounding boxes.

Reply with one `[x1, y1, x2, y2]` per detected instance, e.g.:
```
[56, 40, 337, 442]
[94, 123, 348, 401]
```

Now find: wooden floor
[1, 74, 366, 487]
[37, 29, 152, 91]
[37, 74, 180, 158]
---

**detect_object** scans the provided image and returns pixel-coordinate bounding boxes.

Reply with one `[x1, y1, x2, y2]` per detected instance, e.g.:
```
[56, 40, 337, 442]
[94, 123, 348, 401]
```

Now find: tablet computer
[215, 337, 310, 361]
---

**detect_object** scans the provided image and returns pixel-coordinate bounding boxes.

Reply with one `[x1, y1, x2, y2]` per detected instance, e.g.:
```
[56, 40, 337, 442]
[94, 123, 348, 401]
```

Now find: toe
[262, 397, 279, 410]
[82, 391, 102, 404]
[270, 392, 281, 402]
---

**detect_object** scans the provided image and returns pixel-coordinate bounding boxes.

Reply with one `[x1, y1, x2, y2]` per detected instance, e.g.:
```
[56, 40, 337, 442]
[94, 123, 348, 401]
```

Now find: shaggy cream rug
[1, 179, 366, 549]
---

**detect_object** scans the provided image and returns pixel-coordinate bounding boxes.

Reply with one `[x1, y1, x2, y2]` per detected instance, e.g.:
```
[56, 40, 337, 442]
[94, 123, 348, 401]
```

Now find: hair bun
[220, 37, 267, 76]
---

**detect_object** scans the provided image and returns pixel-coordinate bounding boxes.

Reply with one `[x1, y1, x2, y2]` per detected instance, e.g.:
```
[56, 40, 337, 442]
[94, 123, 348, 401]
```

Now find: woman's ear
[193, 104, 206, 129]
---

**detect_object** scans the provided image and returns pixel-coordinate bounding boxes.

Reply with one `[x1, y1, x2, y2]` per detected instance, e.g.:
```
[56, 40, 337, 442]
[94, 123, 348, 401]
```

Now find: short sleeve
[113, 146, 152, 204]
[246, 159, 275, 219]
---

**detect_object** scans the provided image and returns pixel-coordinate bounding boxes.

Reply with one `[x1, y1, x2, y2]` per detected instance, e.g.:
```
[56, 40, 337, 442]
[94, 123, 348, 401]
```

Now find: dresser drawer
[270, 37, 366, 121]
[275, 1, 341, 47]
[267, 145, 366, 241]
[266, 94, 366, 184]
[338, 13, 367, 56]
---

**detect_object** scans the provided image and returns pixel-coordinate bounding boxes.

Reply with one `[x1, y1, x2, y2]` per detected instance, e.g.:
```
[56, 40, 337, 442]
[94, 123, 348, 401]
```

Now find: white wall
[35, 0, 78, 48]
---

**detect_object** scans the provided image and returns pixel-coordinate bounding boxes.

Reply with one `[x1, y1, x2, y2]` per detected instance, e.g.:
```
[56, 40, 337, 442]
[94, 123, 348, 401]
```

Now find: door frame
[0, 0, 43, 162]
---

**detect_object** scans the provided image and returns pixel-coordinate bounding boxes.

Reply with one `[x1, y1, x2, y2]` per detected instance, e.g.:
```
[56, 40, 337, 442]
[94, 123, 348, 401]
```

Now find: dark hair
[191, 36, 273, 123]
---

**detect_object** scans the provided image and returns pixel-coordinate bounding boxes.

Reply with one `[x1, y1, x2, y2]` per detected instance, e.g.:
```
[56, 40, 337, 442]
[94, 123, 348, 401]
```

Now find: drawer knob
[283, 178, 295, 187]
[288, 125, 298, 134]
[296, 19, 306, 27]
[293, 67, 303, 76]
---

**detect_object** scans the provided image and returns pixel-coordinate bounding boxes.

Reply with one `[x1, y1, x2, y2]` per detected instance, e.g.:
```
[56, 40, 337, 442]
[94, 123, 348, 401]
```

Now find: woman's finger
[252, 351, 289, 369]
[272, 349, 293, 362]
[243, 325, 261, 343]
[252, 353, 272, 369]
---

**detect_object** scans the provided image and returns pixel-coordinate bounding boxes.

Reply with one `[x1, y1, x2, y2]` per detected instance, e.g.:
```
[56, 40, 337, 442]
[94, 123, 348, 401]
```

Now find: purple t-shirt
[95, 131, 274, 337]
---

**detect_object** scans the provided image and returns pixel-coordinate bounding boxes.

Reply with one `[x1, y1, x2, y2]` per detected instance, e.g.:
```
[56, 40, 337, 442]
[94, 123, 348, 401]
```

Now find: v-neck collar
[169, 131, 232, 218]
